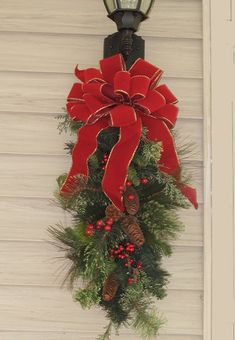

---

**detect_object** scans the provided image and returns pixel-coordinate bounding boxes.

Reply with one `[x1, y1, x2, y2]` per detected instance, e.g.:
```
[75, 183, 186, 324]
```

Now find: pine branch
[56, 112, 82, 134]
[97, 321, 113, 340]
[131, 306, 165, 339]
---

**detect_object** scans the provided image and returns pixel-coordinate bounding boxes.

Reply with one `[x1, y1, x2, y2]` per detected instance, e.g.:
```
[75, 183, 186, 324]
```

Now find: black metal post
[103, 10, 145, 69]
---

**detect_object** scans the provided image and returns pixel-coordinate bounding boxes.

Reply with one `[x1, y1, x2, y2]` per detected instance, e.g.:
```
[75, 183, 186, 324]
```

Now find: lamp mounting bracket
[103, 31, 145, 69]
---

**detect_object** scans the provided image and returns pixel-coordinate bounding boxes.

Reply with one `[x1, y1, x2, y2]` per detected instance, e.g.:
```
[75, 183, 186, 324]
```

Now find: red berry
[107, 218, 113, 225]
[102, 166, 106, 170]
[97, 220, 104, 226]
[126, 180, 133, 187]
[126, 244, 134, 250]
[87, 223, 94, 230]
[128, 277, 135, 285]
[127, 194, 135, 201]
[104, 225, 112, 232]
[141, 178, 149, 185]
[119, 245, 124, 251]
[85, 229, 93, 236]
[137, 262, 143, 269]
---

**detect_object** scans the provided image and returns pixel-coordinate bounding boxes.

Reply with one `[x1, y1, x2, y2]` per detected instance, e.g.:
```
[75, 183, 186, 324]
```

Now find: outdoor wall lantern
[103, 0, 155, 68]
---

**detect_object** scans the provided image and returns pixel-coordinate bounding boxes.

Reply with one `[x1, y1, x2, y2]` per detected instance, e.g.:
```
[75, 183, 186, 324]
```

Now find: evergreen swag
[49, 57, 197, 339]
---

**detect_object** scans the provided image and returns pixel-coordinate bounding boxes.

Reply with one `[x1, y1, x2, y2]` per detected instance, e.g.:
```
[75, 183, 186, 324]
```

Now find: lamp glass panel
[104, 0, 117, 13]
[118, 0, 139, 9]
[139, 0, 153, 14]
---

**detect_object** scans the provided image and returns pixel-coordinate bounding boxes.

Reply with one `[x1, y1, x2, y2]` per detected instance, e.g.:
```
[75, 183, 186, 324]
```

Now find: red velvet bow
[60, 54, 198, 211]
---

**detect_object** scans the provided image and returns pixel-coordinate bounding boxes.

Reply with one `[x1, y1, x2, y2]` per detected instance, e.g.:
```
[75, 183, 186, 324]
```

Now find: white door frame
[202, 0, 212, 339]
[203, 0, 235, 339]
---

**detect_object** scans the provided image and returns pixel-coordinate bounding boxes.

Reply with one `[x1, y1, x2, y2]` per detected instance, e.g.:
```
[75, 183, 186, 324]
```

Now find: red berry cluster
[85, 217, 114, 236]
[109, 242, 143, 285]
[101, 153, 108, 171]
[103, 218, 114, 232]
[119, 178, 149, 193]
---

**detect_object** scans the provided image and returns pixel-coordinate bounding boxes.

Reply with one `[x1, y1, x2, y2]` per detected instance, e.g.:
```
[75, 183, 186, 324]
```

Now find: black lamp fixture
[103, 0, 155, 68]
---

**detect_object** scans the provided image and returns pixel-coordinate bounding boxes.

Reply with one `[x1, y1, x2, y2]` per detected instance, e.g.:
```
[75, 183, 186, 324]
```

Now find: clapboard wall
[0, 0, 204, 339]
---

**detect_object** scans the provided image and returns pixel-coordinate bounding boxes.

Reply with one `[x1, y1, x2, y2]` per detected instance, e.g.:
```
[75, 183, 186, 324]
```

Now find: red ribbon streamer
[61, 54, 198, 211]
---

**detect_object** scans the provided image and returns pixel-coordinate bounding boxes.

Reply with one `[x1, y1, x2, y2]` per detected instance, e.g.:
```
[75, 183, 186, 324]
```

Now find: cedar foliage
[49, 113, 192, 339]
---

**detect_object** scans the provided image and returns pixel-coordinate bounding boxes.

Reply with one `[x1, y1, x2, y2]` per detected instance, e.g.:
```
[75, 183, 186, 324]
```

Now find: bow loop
[84, 94, 114, 117]
[75, 67, 104, 83]
[67, 102, 91, 122]
[129, 58, 163, 87]
[110, 105, 137, 127]
[83, 82, 114, 104]
[153, 104, 179, 128]
[130, 75, 150, 101]
[113, 71, 131, 100]
[136, 90, 166, 115]
[155, 84, 178, 104]
[100, 54, 125, 84]
[67, 83, 84, 102]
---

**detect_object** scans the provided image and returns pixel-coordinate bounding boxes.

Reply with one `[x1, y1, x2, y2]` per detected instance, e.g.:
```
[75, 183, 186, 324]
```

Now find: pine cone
[61, 174, 87, 195]
[123, 187, 140, 215]
[102, 274, 119, 302]
[121, 216, 145, 246]
[105, 204, 123, 221]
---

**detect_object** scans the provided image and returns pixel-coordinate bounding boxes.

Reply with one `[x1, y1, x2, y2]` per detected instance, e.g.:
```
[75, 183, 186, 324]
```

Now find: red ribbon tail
[102, 117, 142, 211]
[60, 118, 109, 194]
[142, 116, 180, 174]
[177, 183, 198, 209]
[142, 116, 198, 209]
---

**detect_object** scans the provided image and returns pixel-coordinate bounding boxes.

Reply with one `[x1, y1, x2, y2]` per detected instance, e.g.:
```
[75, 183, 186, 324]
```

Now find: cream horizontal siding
[0, 334, 203, 340]
[0, 0, 202, 39]
[0, 0, 203, 339]
[0, 287, 202, 335]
